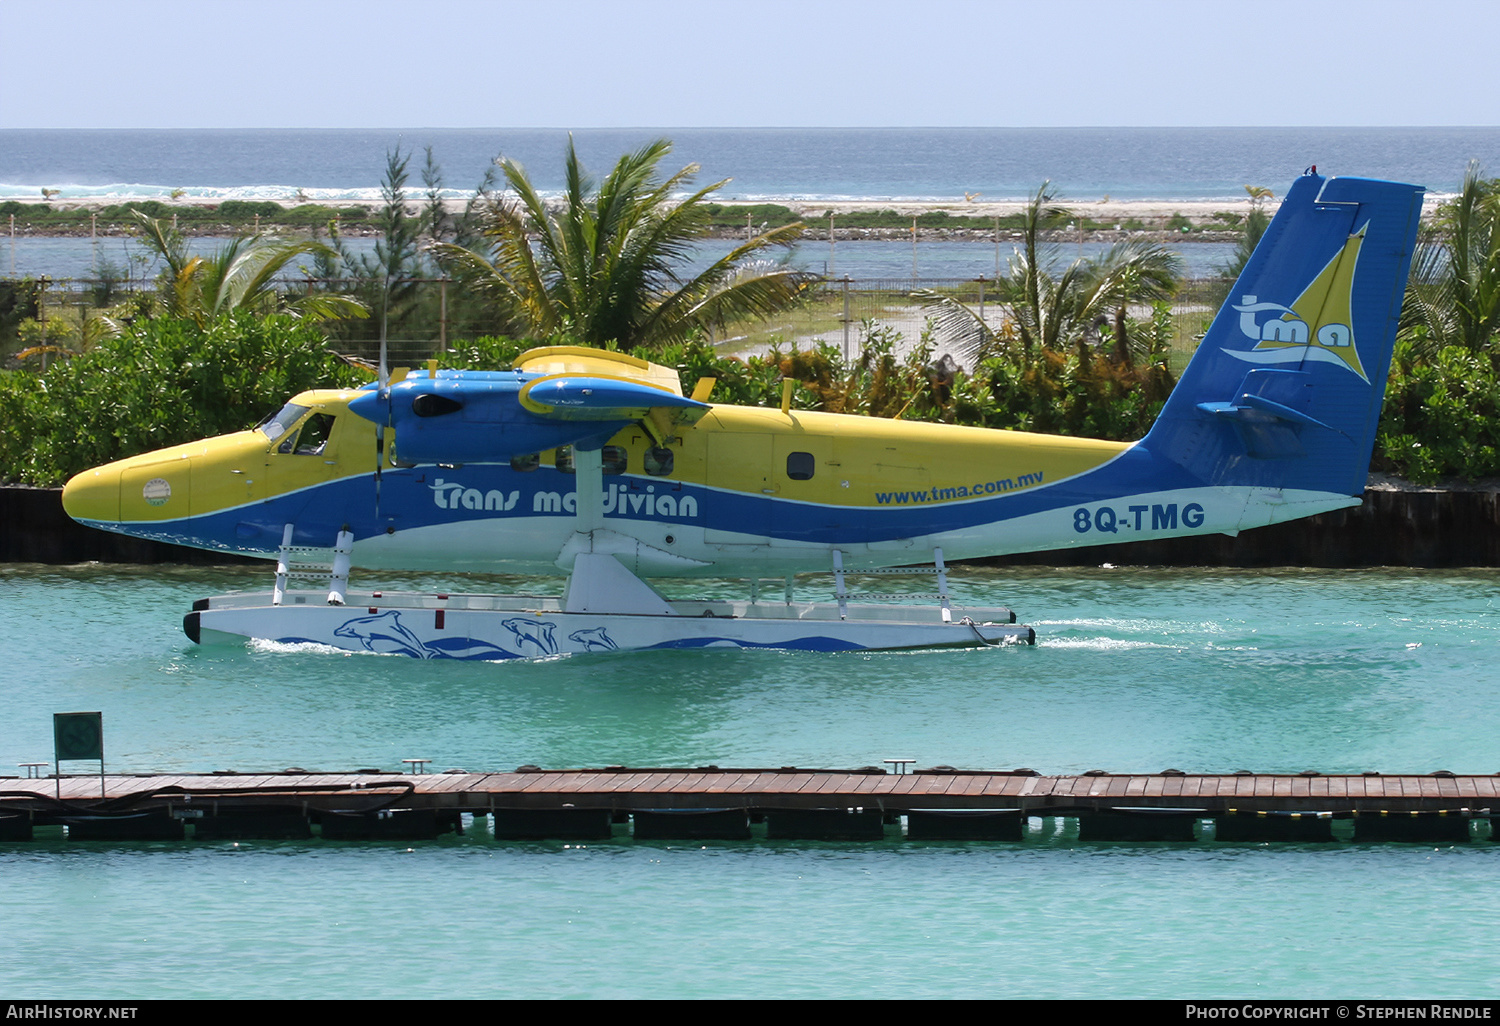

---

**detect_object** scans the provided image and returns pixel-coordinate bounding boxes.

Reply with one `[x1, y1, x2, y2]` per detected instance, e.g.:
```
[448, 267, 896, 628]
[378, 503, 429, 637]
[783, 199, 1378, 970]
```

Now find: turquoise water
[6, 234, 1240, 283]
[2, 563, 1498, 999]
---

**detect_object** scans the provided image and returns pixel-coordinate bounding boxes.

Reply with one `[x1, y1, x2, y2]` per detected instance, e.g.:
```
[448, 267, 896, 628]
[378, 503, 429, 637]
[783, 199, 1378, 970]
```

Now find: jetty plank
[705, 772, 756, 795]
[8, 769, 1497, 824]
[888, 775, 926, 796]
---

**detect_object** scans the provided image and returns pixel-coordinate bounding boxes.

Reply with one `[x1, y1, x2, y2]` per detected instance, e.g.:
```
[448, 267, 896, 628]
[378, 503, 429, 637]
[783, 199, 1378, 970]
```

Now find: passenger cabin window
[644, 446, 674, 477]
[601, 445, 627, 475]
[555, 445, 626, 474]
[510, 453, 539, 473]
[786, 451, 816, 481]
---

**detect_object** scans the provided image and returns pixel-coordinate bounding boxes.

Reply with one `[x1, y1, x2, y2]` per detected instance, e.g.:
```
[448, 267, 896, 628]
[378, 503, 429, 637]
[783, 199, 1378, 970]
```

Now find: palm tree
[1075, 240, 1184, 367]
[431, 138, 812, 350]
[917, 182, 1181, 366]
[1401, 160, 1500, 355]
[1206, 185, 1274, 305]
[133, 212, 368, 327]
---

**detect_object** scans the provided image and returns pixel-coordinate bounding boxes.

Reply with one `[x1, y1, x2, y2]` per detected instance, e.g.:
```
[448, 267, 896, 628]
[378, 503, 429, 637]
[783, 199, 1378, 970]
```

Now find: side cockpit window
[273, 411, 337, 455]
[259, 402, 310, 444]
[292, 413, 336, 455]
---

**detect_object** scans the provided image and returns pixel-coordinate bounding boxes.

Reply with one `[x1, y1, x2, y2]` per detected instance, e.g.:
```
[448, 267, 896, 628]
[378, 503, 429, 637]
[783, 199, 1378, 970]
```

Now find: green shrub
[700, 203, 801, 229]
[442, 334, 532, 370]
[218, 200, 282, 220]
[282, 204, 369, 225]
[99, 200, 171, 220]
[1375, 340, 1500, 482]
[0, 278, 41, 356]
[0, 312, 363, 486]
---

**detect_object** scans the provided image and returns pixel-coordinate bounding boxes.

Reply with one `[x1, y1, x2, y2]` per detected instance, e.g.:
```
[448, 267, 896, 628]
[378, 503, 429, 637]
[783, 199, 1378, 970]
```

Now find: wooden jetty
[2, 766, 1495, 843]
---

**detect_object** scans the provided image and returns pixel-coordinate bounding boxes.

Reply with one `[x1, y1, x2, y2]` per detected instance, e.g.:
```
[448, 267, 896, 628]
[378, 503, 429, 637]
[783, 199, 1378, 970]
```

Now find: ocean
[2, 127, 1499, 1002]
[5, 126, 1500, 204]
[0, 563, 1497, 1000]
[7, 126, 1499, 282]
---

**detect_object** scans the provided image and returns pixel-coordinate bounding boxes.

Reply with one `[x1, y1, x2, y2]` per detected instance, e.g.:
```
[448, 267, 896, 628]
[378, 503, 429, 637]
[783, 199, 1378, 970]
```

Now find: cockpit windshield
[258, 403, 311, 442]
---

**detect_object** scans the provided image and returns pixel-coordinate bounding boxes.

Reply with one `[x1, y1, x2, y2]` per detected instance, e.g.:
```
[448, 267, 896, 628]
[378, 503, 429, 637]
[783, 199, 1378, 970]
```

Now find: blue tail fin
[1143, 172, 1424, 497]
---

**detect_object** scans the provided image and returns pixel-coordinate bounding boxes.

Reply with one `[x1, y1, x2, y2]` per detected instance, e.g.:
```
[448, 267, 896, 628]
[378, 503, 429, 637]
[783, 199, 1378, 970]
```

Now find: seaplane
[62, 171, 1424, 659]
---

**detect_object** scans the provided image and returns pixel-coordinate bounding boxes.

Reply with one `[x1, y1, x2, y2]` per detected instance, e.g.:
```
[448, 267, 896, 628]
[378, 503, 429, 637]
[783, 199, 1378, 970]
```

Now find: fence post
[439, 279, 448, 354]
[828, 212, 836, 275]
[36, 277, 48, 371]
[841, 276, 851, 362]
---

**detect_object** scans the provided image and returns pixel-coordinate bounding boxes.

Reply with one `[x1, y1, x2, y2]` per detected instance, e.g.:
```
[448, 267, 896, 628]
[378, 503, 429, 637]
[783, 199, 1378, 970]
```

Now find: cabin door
[767, 433, 841, 548]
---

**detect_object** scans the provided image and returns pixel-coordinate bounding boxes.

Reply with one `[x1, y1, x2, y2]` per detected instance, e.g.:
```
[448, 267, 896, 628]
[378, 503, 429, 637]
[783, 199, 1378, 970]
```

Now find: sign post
[53, 711, 104, 799]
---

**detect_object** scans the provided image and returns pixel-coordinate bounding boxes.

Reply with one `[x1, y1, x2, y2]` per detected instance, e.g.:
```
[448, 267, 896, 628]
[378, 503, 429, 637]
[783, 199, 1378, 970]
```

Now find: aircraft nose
[62, 466, 121, 524]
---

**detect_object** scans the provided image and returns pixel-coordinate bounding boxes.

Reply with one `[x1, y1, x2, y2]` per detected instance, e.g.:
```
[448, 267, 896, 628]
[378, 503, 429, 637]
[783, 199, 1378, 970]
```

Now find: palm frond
[449, 138, 809, 350]
[666, 261, 815, 344]
[1400, 159, 1500, 352]
[286, 293, 371, 322]
[912, 288, 1000, 364]
[130, 210, 365, 325]
[920, 185, 1181, 367]
[130, 211, 192, 277]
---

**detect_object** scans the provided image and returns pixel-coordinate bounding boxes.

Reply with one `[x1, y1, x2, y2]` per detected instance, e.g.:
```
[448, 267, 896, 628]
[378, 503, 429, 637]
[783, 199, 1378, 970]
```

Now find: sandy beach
[0, 192, 1445, 244]
[779, 196, 1273, 222]
[9, 192, 1276, 222]
[2, 192, 1277, 243]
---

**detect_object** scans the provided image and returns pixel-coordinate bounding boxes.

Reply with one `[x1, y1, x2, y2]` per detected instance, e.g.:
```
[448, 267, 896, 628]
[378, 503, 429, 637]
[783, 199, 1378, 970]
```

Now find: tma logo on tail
[1227, 225, 1369, 381]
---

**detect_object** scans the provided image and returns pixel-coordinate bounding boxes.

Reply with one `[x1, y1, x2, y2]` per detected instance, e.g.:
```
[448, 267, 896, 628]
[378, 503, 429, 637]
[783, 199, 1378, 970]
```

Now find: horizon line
[5, 124, 1500, 133]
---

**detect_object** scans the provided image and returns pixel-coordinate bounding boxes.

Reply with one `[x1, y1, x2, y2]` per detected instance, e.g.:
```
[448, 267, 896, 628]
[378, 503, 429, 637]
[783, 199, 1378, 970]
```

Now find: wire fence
[12, 273, 1230, 369]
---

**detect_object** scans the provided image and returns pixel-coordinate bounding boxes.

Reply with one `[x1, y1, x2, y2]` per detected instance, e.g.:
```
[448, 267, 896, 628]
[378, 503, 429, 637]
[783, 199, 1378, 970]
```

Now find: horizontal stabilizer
[1197, 397, 1329, 430]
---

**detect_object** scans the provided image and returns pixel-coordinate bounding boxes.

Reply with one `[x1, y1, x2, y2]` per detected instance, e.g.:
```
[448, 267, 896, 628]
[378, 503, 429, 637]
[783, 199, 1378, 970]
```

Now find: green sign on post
[53, 711, 105, 798]
[54, 711, 103, 761]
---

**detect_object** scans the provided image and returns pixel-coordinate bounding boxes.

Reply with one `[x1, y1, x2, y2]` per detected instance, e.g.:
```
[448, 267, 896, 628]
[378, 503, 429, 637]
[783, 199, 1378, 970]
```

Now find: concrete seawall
[0, 486, 256, 565]
[3, 484, 1497, 568]
[993, 487, 1500, 568]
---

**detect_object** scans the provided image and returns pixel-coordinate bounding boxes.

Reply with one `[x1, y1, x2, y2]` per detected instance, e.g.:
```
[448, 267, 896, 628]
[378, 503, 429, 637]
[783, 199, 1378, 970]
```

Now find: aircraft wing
[519, 374, 710, 423]
[346, 347, 711, 465]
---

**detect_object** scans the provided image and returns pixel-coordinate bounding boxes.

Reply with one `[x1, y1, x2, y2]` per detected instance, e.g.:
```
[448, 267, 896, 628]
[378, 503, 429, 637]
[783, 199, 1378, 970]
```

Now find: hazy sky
[2, 0, 1489, 129]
